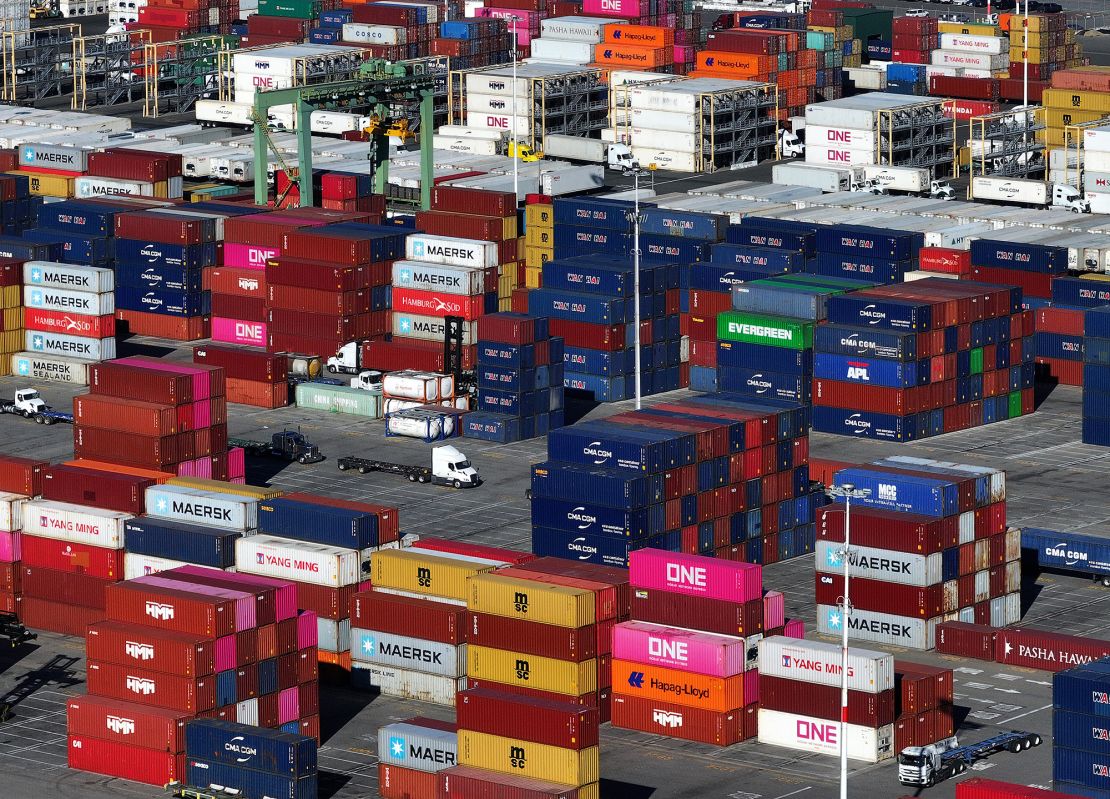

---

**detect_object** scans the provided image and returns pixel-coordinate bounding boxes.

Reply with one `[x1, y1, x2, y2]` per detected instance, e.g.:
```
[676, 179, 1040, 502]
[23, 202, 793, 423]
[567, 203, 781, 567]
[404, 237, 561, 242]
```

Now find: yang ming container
[758, 635, 894, 692]
[236, 535, 360, 588]
[22, 499, 129, 548]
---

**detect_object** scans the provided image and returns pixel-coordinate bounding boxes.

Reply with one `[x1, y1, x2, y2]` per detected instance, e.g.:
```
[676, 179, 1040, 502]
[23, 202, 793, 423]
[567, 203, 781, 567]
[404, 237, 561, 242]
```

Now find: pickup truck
[0, 389, 73, 424]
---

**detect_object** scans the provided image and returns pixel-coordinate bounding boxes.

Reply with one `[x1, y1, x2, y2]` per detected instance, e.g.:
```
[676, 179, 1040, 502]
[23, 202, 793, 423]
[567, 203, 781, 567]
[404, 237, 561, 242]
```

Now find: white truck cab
[432, 445, 480, 488]
[350, 370, 383, 391]
[12, 389, 46, 416]
[778, 128, 805, 158]
[608, 143, 636, 170]
[1054, 183, 1091, 213]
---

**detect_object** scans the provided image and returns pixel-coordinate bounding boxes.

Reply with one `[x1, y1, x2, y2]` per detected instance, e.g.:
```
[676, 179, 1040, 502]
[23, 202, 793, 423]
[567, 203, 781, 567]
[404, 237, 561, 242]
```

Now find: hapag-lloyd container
[757, 708, 895, 763]
[236, 535, 360, 588]
[87, 620, 215, 677]
[628, 549, 761, 603]
[145, 485, 258, 532]
[610, 658, 743, 711]
[758, 636, 895, 693]
[66, 693, 189, 752]
[22, 499, 130, 548]
[456, 688, 599, 751]
[817, 604, 939, 650]
[351, 629, 466, 678]
[814, 540, 942, 586]
[994, 628, 1110, 671]
[612, 620, 746, 676]
[350, 662, 466, 706]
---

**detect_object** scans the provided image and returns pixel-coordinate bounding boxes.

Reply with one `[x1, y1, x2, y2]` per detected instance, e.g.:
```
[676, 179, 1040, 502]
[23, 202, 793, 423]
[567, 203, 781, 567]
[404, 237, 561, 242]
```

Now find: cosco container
[757, 708, 894, 763]
[456, 688, 599, 751]
[236, 535, 359, 588]
[186, 758, 316, 799]
[758, 636, 894, 692]
[145, 485, 257, 532]
[351, 629, 466, 678]
[350, 662, 465, 705]
[629, 549, 761, 603]
[377, 721, 457, 774]
[817, 604, 938, 650]
[66, 694, 188, 753]
[22, 499, 129, 548]
[185, 719, 316, 776]
[457, 730, 599, 787]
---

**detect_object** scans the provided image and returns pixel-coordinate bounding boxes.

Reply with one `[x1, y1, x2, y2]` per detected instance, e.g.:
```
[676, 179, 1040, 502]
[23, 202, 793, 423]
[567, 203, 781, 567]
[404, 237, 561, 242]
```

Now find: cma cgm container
[186, 758, 316, 799]
[185, 719, 317, 776]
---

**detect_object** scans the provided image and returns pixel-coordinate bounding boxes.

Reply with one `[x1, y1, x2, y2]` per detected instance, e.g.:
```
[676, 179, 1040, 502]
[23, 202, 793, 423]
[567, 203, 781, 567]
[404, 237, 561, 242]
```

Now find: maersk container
[404, 234, 498, 269]
[815, 226, 922, 261]
[530, 461, 660, 510]
[186, 719, 316, 776]
[814, 353, 921, 388]
[1022, 528, 1110, 578]
[831, 467, 958, 516]
[531, 526, 637, 568]
[25, 284, 114, 316]
[552, 197, 638, 232]
[707, 245, 803, 273]
[124, 517, 239, 569]
[639, 208, 726, 241]
[25, 330, 115, 361]
[817, 603, 938, 650]
[352, 629, 466, 678]
[350, 662, 465, 705]
[814, 324, 917, 361]
[825, 294, 933, 331]
[812, 406, 919, 441]
[145, 486, 257, 532]
[377, 721, 458, 773]
[391, 260, 488, 297]
[187, 758, 316, 799]
[815, 540, 941, 586]
[23, 261, 114, 294]
[530, 496, 661, 539]
[969, 238, 1068, 274]
[258, 497, 379, 549]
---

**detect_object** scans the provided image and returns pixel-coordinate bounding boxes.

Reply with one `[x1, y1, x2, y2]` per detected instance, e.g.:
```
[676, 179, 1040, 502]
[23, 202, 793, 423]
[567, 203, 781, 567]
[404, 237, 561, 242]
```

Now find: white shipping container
[391, 260, 487, 296]
[124, 552, 193, 580]
[1086, 193, 1110, 214]
[310, 110, 370, 135]
[236, 534, 360, 588]
[629, 85, 707, 115]
[22, 499, 130, 548]
[195, 100, 255, 127]
[465, 72, 531, 96]
[816, 604, 939, 650]
[25, 330, 115, 361]
[1083, 125, 1110, 153]
[405, 234, 498, 268]
[1084, 150, 1110, 173]
[925, 65, 959, 78]
[383, 371, 453, 402]
[971, 176, 1049, 205]
[230, 45, 352, 78]
[318, 617, 351, 653]
[958, 510, 976, 544]
[773, 162, 854, 192]
[23, 261, 114, 294]
[845, 67, 886, 91]
[75, 176, 157, 199]
[352, 628, 467, 677]
[630, 127, 698, 153]
[805, 103, 881, 131]
[815, 540, 942, 586]
[931, 50, 1008, 71]
[232, 72, 296, 97]
[538, 15, 618, 42]
[377, 722, 459, 772]
[529, 38, 594, 64]
[627, 107, 698, 133]
[0, 492, 24, 532]
[804, 124, 876, 153]
[18, 143, 88, 172]
[464, 92, 532, 116]
[757, 709, 895, 763]
[940, 33, 1006, 54]
[343, 23, 406, 44]
[25, 285, 114, 316]
[10, 352, 91, 384]
[145, 485, 258, 532]
[436, 125, 504, 140]
[351, 662, 466, 706]
[757, 635, 894, 693]
[236, 698, 259, 726]
[433, 136, 500, 156]
[923, 222, 992, 249]
[943, 580, 960, 612]
[541, 165, 605, 196]
[464, 112, 530, 136]
[806, 146, 875, 168]
[975, 568, 990, 603]
[630, 147, 698, 172]
[392, 314, 477, 345]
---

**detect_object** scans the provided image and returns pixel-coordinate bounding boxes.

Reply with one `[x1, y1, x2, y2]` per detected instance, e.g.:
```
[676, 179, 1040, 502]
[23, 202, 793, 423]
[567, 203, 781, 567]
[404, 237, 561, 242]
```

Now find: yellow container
[939, 22, 997, 36]
[15, 171, 74, 198]
[525, 265, 544, 288]
[169, 477, 284, 500]
[1045, 129, 1065, 147]
[525, 204, 553, 227]
[501, 215, 519, 240]
[1046, 108, 1109, 130]
[371, 549, 496, 602]
[577, 785, 599, 799]
[1043, 88, 1110, 115]
[498, 297, 513, 312]
[467, 645, 597, 695]
[525, 245, 552, 270]
[0, 330, 21, 353]
[525, 226, 554, 248]
[2, 308, 21, 329]
[468, 573, 596, 627]
[0, 286, 19, 309]
[1009, 47, 1051, 65]
[457, 730, 600, 787]
[497, 273, 516, 299]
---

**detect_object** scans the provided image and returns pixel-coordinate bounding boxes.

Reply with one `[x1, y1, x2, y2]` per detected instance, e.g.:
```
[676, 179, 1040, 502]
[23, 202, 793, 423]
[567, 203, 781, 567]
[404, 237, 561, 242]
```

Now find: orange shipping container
[604, 23, 674, 48]
[611, 659, 744, 712]
[696, 51, 776, 76]
[593, 44, 671, 68]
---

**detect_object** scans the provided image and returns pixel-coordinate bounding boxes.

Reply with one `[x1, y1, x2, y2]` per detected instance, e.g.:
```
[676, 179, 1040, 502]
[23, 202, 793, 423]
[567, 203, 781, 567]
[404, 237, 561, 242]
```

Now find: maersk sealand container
[831, 467, 959, 516]
[815, 324, 918, 361]
[124, 517, 240, 569]
[531, 496, 663, 539]
[530, 461, 662, 508]
[185, 719, 317, 776]
[825, 294, 934, 331]
[970, 238, 1069, 273]
[258, 497, 379, 549]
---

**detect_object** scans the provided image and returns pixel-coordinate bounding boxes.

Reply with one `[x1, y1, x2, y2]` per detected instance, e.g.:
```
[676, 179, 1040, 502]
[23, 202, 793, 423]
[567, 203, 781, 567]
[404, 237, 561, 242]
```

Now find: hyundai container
[66, 694, 189, 753]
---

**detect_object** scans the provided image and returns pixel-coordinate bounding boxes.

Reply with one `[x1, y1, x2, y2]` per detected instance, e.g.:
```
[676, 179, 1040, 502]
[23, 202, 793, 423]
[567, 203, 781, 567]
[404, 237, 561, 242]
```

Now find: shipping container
[87, 620, 214, 677]
[467, 644, 597, 696]
[145, 485, 257, 532]
[758, 636, 894, 693]
[610, 693, 750, 746]
[817, 604, 938, 650]
[378, 763, 438, 799]
[86, 660, 216, 712]
[22, 499, 129, 548]
[760, 674, 895, 727]
[995, 628, 1110, 671]
[467, 611, 597, 662]
[104, 580, 235, 637]
[468, 572, 595, 628]
[349, 662, 466, 705]
[457, 730, 599, 787]
[43, 465, 152, 516]
[631, 587, 763, 636]
[437, 765, 585, 799]
[186, 758, 316, 799]
[66, 693, 189, 753]
[350, 590, 466, 645]
[258, 496, 381, 549]
[0, 455, 45, 496]
[757, 708, 894, 763]
[612, 620, 745, 677]
[236, 535, 360, 589]
[456, 688, 599, 750]
[376, 721, 458, 774]
[68, 734, 185, 785]
[186, 719, 316, 776]
[372, 549, 496, 602]
[628, 549, 761, 603]
[351, 628, 466, 678]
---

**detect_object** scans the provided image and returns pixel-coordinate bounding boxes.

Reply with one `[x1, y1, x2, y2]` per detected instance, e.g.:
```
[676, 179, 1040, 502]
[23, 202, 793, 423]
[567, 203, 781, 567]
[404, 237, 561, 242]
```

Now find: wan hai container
[628, 549, 762, 603]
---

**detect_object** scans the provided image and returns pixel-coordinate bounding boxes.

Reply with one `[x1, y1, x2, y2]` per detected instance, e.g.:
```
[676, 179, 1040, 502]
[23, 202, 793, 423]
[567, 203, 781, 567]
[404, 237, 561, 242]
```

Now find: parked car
[906, 8, 930, 16]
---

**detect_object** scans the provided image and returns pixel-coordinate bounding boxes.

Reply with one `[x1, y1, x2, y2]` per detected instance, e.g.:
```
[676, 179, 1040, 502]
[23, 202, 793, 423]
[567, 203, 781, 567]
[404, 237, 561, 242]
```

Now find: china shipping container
[456, 688, 599, 750]
[86, 620, 215, 677]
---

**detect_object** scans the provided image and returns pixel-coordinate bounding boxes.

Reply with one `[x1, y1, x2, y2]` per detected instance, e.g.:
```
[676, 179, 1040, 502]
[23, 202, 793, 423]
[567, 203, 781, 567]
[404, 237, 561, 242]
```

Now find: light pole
[826, 482, 872, 799]
[623, 165, 647, 409]
[1023, 0, 1029, 110]
[511, 14, 519, 203]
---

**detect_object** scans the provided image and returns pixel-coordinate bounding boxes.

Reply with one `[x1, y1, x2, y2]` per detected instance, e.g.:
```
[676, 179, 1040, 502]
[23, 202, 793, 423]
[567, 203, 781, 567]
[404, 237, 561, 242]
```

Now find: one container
[757, 708, 894, 763]
[611, 620, 745, 677]
[628, 549, 761, 603]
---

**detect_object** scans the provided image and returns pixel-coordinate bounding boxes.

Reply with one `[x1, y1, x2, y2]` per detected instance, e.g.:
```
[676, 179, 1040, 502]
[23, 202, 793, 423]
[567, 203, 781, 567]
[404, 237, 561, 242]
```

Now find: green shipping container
[257, 0, 321, 17]
[1008, 391, 1022, 419]
[970, 348, 983, 375]
[717, 311, 814, 350]
[295, 383, 382, 418]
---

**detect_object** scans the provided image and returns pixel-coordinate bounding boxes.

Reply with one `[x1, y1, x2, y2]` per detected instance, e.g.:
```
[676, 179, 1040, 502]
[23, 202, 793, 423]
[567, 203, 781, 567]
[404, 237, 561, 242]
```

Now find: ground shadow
[0, 653, 81, 719]
[0, 641, 38, 681]
[564, 391, 601, 425]
[598, 778, 656, 799]
[1020, 552, 1047, 616]
[113, 325, 176, 359]
[1033, 368, 1059, 410]
[243, 457, 293, 487]
[318, 682, 377, 744]
[317, 771, 351, 799]
[951, 703, 972, 731]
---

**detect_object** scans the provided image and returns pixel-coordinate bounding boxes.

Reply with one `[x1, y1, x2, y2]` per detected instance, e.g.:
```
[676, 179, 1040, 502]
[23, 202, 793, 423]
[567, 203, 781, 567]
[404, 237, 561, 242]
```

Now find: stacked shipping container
[891, 660, 956, 751]
[193, 344, 289, 409]
[377, 717, 458, 799]
[1083, 307, 1110, 446]
[185, 719, 318, 799]
[20, 260, 112, 375]
[1054, 659, 1110, 797]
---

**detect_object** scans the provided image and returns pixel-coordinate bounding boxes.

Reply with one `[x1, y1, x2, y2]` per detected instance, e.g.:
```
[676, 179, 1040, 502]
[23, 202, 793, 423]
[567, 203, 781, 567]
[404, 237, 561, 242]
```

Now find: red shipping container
[391, 287, 486, 321]
[265, 258, 372, 293]
[115, 210, 212, 244]
[66, 693, 190, 753]
[267, 285, 370, 316]
[943, 99, 999, 120]
[86, 660, 216, 712]
[67, 735, 186, 785]
[205, 267, 267, 298]
[293, 581, 355, 622]
[437, 764, 597, 799]
[818, 504, 955, 553]
[0, 562, 17, 593]
[930, 75, 1000, 101]
[411, 537, 536, 565]
[25, 307, 115, 338]
[457, 688, 599, 750]
[920, 247, 972, 275]
[610, 694, 749, 746]
[759, 674, 895, 727]
[467, 611, 597, 662]
[225, 379, 288, 409]
[350, 591, 467, 645]
[89, 361, 192, 405]
[815, 572, 942, 618]
[431, 186, 515, 217]
[935, 621, 996, 660]
[21, 596, 103, 635]
[895, 667, 936, 717]
[87, 148, 181, 182]
[379, 762, 438, 799]
[414, 210, 511, 242]
[42, 464, 154, 514]
[193, 344, 285, 383]
[999, 78, 1045, 103]
[22, 565, 112, 608]
[87, 620, 215, 677]
[994, 627, 1110, 672]
[631, 589, 762, 637]
[360, 338, 477, 373]
[515, 557, 631, 618]
[73, 394, 183, 437]
[955, 778, 1082, 799]
[160, 569, 275, 627]
[20, 534, 124, 578]
[212, 294, 266, 321]
[74, 426, 191, 469]
[0, 454, 46, 495]
[116, 309, 210, 342]
[105, 581, 236, 637]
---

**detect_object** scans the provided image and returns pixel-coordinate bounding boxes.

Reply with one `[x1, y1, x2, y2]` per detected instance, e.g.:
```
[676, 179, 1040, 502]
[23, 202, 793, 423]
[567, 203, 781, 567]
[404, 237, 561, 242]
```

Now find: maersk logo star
[399, 269, 411, 283]
[827, 610, 842, 629]
[389, 737, 405, 759]
[362, 637, 376, 656]
[31, 335, 43, 350]
[156, 498, 168, 513]
[30, 290, 42, 305]
[826, 548, 842, 568]
[399, 318, 412, 333]
[16, 360, 28, 375]
[30, 268, 41, 283]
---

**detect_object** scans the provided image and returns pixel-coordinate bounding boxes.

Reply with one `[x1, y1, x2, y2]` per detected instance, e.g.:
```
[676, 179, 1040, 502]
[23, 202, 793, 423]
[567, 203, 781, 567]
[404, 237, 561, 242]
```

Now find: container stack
[0, 456, 42, 617]
[1010, 13, 1075, 100]
[757, 636, 895, 763]
[531, 394, 818, 567]
[816, 457, 1020, 650]
[1053, 659, 1110, 797]
[377, 718, 458, 799]
[1035, 306, 1085, 388]
[611, 550, 759, 746]
[1043, 66, 1110, 149]
[812, 279, 1035, 440]
[890, 15, 938, 70]
[25, 198, 119, 271]
[1083, 124, 1110, 215]
[466, 313, 566, 443]
[892, 661, 955, 751]
[971, 235, 1068, 302]
[1083, 307, 1110, 446]
[79, 148, 184, 201]
[185, 720, 317, 799]
[21, 260, 115, 366]
[932, 31, 1009, 81]
[529, 16, 623, 68]
[138, 0, 234, 40]
[193, 344, 289, 409]
[523, 196, 553, 287]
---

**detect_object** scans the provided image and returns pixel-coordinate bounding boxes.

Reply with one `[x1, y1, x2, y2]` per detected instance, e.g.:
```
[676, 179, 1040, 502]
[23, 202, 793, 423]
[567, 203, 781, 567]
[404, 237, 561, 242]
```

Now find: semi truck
[859, 165, 956, 199]
[227, 430, 324, 464]
[1022, 527, 1110, 586]
[778, 128, 805, 158]
[542, 134, 637, 169]
[337, 444, 480, 488]
[0, 389, 73, 424]
[970, 176, 1090, 212]
[898, 731, 1041, 787]
[772, 162, 860, 193]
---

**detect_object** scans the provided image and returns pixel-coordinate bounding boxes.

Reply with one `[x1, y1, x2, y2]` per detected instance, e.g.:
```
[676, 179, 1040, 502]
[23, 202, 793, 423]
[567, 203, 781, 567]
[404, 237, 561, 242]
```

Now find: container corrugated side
[816, 604, 938, 650]
[236, 535, 360, 589]
[467, 644, 597, 696]
[145, 485, 258, 532]
[350, 662, 465, 705]
[372, 549, 497, 602]
[467, 572, 595, 628]
[610, 659, 743, 712]
[22, 499, 130, 548]
[612, 620, 745, 677]
[757, 708, 894, 763]
[66, 693, 189, 753]
[186, 758, 316, 799]
[757, 635, 894, 693]
[457, 729, 600, 787]
[437, 765, 583, 799]
[351, 629, 466, 678]
[814, 540, 942, 586]
[628, 549, 761, 603]
[456, 688, 599, 750]
[376, 721, 458, 773]
[68, 734, 185, 786]
[86, 620, 215, 677]
[185, 719, 316, 776]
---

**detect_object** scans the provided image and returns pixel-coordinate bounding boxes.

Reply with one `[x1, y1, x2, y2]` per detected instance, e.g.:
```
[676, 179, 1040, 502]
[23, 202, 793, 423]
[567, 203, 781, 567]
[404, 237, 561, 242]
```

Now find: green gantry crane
[250, 58, 438, 208]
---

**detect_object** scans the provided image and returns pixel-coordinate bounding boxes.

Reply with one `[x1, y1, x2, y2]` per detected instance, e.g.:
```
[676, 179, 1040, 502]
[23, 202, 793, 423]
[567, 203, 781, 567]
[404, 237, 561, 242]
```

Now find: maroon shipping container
[204, 267, 267, 298]
[379, 763, 438, 799]
[211, 294, 266, 321]
[929, 75, 1000, 101]
[610, 694, 750, 746]
[279, 230, 376, 266]
[955, 778, 1083, 799]
[456, 688, 599, 750]
[437, 764, 597, 799]
[935, 621, 997, 661]
[411, 537, 536, 566]
[115, 210, 213, 244]
[22, 565, 112, 609]
[0, 454, 46, 495]
[293, 581, 355, 622]
[159, 568, 276, 627]
[816, 572, 943, 617]
[467, 611, 597, 662]
[89, 361, 193, 405]
[431, 186, 516, 217]
[225, 379, 288, 409]
[0, 562, 17, 593]
[496, 566, 617, 622]
[267, 285, 370, 316]
[994, 627, 1110, 672]
[66, 693, 190, 753]
[265, 259, 370, 292]
[266, 307, 370, 340]
[360, 338, 477, 372]
[414, 210, 510, 242]
[817, 504, 956, 553]
[73, 394, 181, 436]
[223, 214, 321, 249]
[631, 588, 762, 637]
[516, 557, 632, 618]
[297, 648, 318, 684]
[351, 590, 467, 645]
[21, 596, 103, 635]
[68, 734, 186, 786]
[42, 464, 153, 515]
[478, 315, 538, 347]
[21, 534, 124, 578]
[86, 660, 216, 712]
[74, 426, 192, 469]
[87, 620, 215, 677]
[999, 78, 1045, 103]
[704, 30, 780, 54]
[105, 581, 236, 637]
[193, 344, 286, 384]
[759, 675, 895, 727]
[87, 148, 181, 182]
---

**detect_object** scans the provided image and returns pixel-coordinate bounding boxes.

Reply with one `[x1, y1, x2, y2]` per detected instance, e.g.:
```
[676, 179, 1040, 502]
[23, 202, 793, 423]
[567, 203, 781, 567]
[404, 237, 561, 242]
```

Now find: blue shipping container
[831, 467, 959, 516]
[719, 367, 811, 403]
[115, 260, 204, 293]
[565, 371, 628, 402]
[187, 758, 317, 799]
[23, 228, 112, 266]
[547, 423, 675, 472]
[1088, 308, 1110, 338]
[527, 288, 628, 325]
[552, 197, 639, 231]
[814, 352, 922, 388]
[1023, 528, 1110, 577]
[463, 412, 522, 443]
[640, 234, 711, 264]
[812, 405, 918, 441]
[1054, 746, 1110, 791]
[115, 239, 218, 270]
[530, 461, 661, 509]
[0, 236, 60, 262]
[124, 517, 239, 568]
[530, 496, 662, 539]
[825, 294, 933, 331]
[639, 208, 726, 241]
[258, 497, 379, 549]
[726, 224, 815, 256]
[1055, 277, 1110, 310]
[971, 238, 1068, 274]
[810, 252, 912, 284]
[530, 526, 638, 568]
[815, 225, 922, 261]
[37, 201, 118, 235]
[116, 286, 208, 317]
[815, 324, 918, 361]
[1035, 331, 1085, 361]
[185, 719, 317, 776]
[709, 243, 804, 273]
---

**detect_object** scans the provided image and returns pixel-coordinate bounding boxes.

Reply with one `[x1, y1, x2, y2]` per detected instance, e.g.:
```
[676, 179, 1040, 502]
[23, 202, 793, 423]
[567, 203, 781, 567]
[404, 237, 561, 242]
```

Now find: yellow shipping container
[371, 549, 496, 602]
[0, 286, 19, 310]
[577, 785, 599, 799]
[939, 22, 997, 36]
[1045, 129, 1065, 147]
[1043, 88, 1110, 115]
[525, 204, 553, 227]
[525, 226, 554, 248]
[0, 330, 21, 353]
[457, 730, 600, 787]
[467, 645, 598, 695]
[525, 245, 552, 270]
[498, 297, 512, 312]
[498, 273, 516, 300]
[1009, 47, 1054, 65]
[468, 573, 596, 627]
[525, 266, 544, 288]
[169, 477, 284, 500]
[2, 308, 21, 329]
[502, 215, 518, 240]
[13, 171, 74, 198]
[1046, 108, 1109, 130]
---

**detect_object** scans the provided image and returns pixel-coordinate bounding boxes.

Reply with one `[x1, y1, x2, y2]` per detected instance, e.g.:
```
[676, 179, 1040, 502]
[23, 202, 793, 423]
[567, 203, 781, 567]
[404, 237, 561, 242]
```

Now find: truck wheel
[418, 474, 428, 483]
[1028, 735, 1042, 747]
[408, 474, 417, 482]
[326, 365, 337, 374]
[358, 466, 368, 475]
[1101, 576, 1110, 588]
[1008, 741, 1022, 753]
[452, 479, 462, 489]
[338, 463, 348, 471]
[298, 456, 307, 464]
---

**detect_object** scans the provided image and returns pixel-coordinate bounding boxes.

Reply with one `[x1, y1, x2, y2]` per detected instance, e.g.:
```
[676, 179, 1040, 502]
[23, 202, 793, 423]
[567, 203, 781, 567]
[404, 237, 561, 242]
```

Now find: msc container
[123, 517, 239, 569]
[628, 549, 761, 603]
[467, 573, 595, 628]
[457, 730, 600, 787]
[372, 549, 497, 602]
[467, 645, 597, 696]
[23, 261, 114, 293]
[456, 688, 599, 751]
[68, 733, 186, 786]
[66, 693, 189, 753]
[86, 620, 215, 677]
[42, 466, 152, 516]
[236, 535, 360, 588]
[185, 719, 316, 776]
[104, 580, 235, 637]
[86, 660, 216, 712]
[351, 629, 466, 678]
[22, 499, 129, 548]
[758, 636, 894, 693]
[611, 620, 745, 677]
[994, 628, 1110, 671]
[145, 485, 257, 532]
[350, 661, 466, 705]
[757, 708, 894, 763]
[186, 758, 316, 799]
[437, 766, 586, 799]
[817, 604, 938, 650]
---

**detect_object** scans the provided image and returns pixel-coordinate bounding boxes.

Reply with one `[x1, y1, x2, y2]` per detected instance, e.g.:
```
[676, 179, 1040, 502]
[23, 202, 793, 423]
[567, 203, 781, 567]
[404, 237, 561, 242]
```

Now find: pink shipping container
[612, 620, 746, 677]
[223, 242, 280, 270]
[211, 317, 267, 348]
[114, 357, 224, 400]
[581, 0, 647, 17]
[0, 530, 18, 562]
[783, 618, 805, 638]
[297, 611, 319, 649]
[629, 549, 762, 603]
[763, 590, 785, 629]
[170, 564, 297, 620]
